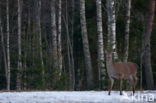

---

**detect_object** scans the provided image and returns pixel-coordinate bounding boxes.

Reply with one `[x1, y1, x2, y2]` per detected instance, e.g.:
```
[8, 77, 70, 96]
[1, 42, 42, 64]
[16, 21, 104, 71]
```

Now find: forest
[0, 0, 155, 91]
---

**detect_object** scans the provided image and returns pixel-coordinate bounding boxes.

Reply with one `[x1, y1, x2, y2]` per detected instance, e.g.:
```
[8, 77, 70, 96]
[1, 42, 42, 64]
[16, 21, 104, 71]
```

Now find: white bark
[124, 0, 131, 62]
[51, 0, 58, 69]
[58, 0, 63, 78]
[96, 0, 105, 88]
[51, 0, 59, 87]
[106, 0, 118, 60]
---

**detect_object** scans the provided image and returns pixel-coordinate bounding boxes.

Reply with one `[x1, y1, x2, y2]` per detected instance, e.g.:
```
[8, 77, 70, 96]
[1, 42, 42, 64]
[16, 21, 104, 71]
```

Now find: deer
[105, 51, 138, 95]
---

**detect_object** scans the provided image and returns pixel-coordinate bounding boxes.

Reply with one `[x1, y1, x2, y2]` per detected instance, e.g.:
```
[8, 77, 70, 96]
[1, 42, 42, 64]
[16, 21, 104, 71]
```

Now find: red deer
[106, 51, 138, 95]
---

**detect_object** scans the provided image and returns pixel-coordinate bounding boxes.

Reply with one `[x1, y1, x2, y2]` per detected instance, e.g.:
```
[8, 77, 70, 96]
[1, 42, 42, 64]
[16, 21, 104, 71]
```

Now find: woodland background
[0, 0, 156, 91]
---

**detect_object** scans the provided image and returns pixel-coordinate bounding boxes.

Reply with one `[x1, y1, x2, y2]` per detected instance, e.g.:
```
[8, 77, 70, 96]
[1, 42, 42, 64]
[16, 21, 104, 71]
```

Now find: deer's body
[108, 62, 137, 80]
[106, 52, 138, 95]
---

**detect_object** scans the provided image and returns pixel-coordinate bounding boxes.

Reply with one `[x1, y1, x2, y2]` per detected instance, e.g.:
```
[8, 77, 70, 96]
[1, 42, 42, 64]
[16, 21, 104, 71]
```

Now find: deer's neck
[106, 58, 116, 77]
[106, 58, 113, 69]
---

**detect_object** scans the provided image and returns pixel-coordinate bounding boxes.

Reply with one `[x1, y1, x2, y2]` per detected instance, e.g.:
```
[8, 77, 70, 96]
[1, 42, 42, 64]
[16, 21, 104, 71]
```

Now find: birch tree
[6, 0, 11, 90]
[57, 0, 63, 79]
[51, 0, 57, 67]
[96, 0, 105, 88]
[51, 0, 58, 86]
[17, 0, 22, 90]
[123, 0, 131, 62]
[142, 0, 155, 89]
[106, 0, 118, 60]
[80, 0, 93, 88]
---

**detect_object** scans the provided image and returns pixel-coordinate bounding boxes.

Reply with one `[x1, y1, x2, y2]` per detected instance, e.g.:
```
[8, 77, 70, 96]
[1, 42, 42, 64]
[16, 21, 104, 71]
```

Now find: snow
[0, 91, 156, 103]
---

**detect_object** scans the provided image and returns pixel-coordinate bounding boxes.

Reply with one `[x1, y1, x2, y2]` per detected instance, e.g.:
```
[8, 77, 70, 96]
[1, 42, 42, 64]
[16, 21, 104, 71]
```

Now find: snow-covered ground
[0, 91, 155, 103]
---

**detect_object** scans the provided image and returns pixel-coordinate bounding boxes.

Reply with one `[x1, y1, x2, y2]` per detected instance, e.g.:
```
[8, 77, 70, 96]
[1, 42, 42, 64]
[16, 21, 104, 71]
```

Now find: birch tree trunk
[123, 0, 131, 62]
[57, 0, 63, 78]
[80, 0, 93, 89]
[0, 16, 8, 90]
[17, 0, 22, 90]
[51, 0, 58, 86]
[124, 0, 131, 90]
[51, 0, 57, 67]
[36, 0, 45, 84]
[96, 0, 106, 89]
[6, 0, 11, 90]
[142, 0, 155, 89]
[106, 0, 118, 60]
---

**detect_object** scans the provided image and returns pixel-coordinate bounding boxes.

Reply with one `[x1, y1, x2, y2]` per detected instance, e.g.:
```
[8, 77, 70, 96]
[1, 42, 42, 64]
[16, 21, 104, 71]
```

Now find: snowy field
[0, 91, 156, 103]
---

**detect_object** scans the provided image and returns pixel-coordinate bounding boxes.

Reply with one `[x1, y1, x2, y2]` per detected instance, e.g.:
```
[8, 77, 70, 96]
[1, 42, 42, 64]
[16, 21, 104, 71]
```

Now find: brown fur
[106, 52, 138, 95]
[111, 62, 137, 79]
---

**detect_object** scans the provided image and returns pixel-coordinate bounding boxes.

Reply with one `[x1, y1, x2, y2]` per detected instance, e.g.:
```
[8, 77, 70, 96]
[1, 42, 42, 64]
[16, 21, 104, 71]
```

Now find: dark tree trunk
[6, 0, 11, 91]
[80, 0, 93, 89]
[17, 0, 22, 90]
[36, 0, 45, 86]
[0, 15, 8, 90]
[142, 0, 155, 89]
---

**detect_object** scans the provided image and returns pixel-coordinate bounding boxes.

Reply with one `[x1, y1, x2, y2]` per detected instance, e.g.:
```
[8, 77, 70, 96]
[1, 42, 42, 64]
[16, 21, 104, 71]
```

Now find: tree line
[0, 0, 155, 91]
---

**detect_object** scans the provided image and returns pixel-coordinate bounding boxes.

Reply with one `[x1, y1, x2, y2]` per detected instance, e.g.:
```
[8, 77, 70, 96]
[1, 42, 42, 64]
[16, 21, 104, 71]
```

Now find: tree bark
[0, 15, 8, 90]
[51, 0, 57, 67]
[51, 0, 58, 87]
[36, 0, 45, 85]
[123, 0, 131, 62]
[96, 0, 106, 89]
[17, 0, 22, 90]
[6, 0, 11, 91]
[70, 0, 76, 90]
[80, 0, 93, 89]
[106, 0, 118, 60]
[142, 0, 155, 89]
[63, 0, 75, 90]
[57, 0, 63, 79]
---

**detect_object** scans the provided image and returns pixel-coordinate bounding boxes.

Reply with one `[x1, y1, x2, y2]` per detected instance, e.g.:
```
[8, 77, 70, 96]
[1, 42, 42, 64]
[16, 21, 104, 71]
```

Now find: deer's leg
[128, 76, 134, 95]
[132, 80, 135, 96]
[132, 76, 138, 95]
[119, 79, 123, 95]
[108, 78, 114, 95]
[132, 87, 135, 95]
